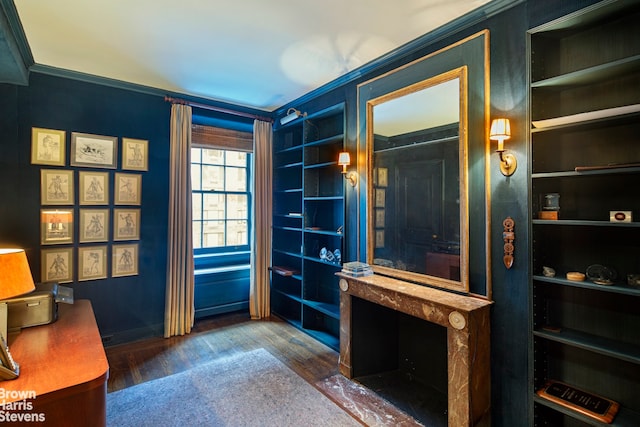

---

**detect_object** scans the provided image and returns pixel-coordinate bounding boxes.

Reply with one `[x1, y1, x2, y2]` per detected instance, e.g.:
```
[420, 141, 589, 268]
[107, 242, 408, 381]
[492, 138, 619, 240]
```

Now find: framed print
[78, 245, 107, 281]
[71, 132, 118, 169]
[78, 171, 109, 205]
[41, 169, 74, 205]
[375, 188, 386, 208]
[375, 209, 385, 228]
[79, 208, 109, 243]
[31, 127, 66, 166]
[41, 247, 73, 283]
[122, 138, 148, 171]
[377, 167, 388, 187]
[114, 208, 140, 241]
[375, 230, 385, 248]
[112, 243, 138, 277]
[41, 209, 74, 245]
[115, 173, 141, 205]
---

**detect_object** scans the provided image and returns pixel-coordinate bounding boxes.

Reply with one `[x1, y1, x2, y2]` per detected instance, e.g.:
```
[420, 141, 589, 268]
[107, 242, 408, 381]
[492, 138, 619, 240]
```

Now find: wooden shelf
[531, 55, 640, 89]
[534, 327, 640, 364]
[534, 395, 640, 426]
[533, 275, 640, 297]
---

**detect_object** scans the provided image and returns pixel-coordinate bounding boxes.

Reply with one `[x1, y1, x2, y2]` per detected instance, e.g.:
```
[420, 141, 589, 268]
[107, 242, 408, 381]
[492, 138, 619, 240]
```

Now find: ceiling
[12, 0, 493, 112]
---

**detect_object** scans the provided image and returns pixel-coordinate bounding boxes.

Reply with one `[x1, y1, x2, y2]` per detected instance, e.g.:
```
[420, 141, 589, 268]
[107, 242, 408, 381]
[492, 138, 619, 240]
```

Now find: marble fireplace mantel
[337, 272, 493, 426]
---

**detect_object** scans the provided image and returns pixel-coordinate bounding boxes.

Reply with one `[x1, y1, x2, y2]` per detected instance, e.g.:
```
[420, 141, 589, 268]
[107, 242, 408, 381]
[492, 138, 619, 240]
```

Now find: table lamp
[0, 249, 36, 340]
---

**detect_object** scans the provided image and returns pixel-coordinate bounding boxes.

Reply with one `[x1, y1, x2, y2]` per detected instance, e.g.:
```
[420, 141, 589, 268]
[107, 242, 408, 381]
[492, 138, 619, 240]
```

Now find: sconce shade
[0, 249, 36, 300]
[490, 118, 511, 151]
[338, 152, 351, 167]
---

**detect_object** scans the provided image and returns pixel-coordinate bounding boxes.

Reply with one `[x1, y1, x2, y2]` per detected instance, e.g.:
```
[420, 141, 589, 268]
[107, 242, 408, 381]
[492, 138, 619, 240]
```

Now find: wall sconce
[280, 108, 306, 125]
[338, 152, 358, 187]
[490, 118, 517, 176]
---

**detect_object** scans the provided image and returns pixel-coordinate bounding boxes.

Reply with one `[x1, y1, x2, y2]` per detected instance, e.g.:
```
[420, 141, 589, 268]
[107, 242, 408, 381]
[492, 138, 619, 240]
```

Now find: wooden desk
[2, 300, 109, 427]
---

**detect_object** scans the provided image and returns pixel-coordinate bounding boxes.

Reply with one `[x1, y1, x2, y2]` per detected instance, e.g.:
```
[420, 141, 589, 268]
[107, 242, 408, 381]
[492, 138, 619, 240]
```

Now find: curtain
[249, 120, 273, 319]
[164, 104, 195, 337]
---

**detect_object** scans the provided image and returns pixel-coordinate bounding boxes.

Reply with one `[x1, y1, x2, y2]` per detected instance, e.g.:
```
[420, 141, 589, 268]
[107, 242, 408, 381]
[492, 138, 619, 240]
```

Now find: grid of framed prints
[33, 127, 147, 283]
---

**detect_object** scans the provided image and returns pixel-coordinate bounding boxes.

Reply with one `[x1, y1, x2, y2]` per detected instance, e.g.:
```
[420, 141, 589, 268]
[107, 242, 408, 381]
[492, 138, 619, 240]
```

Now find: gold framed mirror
[366, 68, 469, 292]
[357, 31, 490, 297]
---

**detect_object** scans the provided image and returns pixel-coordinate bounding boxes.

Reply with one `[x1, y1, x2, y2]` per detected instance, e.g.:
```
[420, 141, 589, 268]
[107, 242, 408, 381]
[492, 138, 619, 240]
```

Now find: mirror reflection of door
[396, 159, 443, 274]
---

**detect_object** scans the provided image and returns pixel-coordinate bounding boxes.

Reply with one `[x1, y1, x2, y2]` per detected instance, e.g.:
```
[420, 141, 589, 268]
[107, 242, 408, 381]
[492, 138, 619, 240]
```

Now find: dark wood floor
[105, 311, 340, 393]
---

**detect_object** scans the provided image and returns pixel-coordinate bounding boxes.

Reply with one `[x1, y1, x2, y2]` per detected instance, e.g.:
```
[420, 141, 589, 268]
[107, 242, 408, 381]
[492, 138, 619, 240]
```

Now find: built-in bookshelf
[271, 103, 345, 350]
[529, 1, 640, 425]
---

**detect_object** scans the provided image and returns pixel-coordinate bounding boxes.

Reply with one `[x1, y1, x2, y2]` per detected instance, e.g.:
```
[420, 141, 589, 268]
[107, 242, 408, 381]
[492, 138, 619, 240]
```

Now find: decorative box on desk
[2, 300, 109, 427]
[5, 283, 73, 333]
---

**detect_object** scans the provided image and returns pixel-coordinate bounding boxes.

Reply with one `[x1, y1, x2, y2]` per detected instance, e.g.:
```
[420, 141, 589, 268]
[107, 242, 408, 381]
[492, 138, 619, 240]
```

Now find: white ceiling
[14, 0, 492, 111]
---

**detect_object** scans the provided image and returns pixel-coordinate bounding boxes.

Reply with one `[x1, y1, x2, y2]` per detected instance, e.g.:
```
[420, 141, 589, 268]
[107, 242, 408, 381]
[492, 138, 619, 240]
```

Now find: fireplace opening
[351, 296, 448, 426]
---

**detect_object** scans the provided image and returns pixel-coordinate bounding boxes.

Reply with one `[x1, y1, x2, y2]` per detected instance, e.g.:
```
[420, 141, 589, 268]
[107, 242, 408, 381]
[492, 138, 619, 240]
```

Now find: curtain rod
[164, 96, 273, 123]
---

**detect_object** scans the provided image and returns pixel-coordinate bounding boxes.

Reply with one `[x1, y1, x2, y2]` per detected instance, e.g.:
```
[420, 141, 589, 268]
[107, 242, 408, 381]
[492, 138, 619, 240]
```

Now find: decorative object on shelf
[320, 248, 341, 263]
[627, 274, 640, 287]
[609, 210, 632, 223]
[337, 152, 357, 187]
[502, 216, 515, 269]
[280, 107, 306, 125]
[586, 264, 616, 286]
[566, 272, 586, 282]
[538, 210, 558, 220]
[543, 193, 560, 211]
[270, 266, 299, 277]
[31, 127, 66, 166]
[536, 380, 619, 424]
[489, 118, 517, 176]
[341, 261, 373, 277]
[542, 266, 556, 278]
[333, 249, 341, 264]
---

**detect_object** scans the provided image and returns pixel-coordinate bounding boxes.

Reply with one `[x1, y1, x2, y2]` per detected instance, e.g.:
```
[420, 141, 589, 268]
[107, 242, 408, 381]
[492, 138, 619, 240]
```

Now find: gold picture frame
[122, 138, 148, 171]
[41, 247, 73, 283]
[78, 245, 108, 281]
[79, 208, 109, 243]
[113, 208, 140, 241]
[41, 208, 74, 245]
[71, 132, 118, 169]
[31, 127, 66, 166]
[112, 243, 138, 277]
[115, 173, 142, 205]
[79, 171, 109, 205]
[41, 169, 74, 205]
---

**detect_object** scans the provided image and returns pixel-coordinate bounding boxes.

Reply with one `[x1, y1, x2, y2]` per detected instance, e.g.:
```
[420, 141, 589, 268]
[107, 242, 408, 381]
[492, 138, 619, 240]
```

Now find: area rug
[106, 348, 361, 427]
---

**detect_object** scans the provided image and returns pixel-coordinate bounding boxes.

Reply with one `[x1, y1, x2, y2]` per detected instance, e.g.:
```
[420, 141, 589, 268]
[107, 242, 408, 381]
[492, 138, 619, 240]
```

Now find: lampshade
[489, 118, 511, 141]
[490, 118, 511, 152]
[0, 249, 36, 300]
[338, 152, 351, 166]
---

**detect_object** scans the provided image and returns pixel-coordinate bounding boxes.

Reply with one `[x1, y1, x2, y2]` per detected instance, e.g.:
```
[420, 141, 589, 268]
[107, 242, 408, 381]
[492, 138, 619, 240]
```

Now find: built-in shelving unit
[529, 1, 640, 425]
[271, 103, 345, 350]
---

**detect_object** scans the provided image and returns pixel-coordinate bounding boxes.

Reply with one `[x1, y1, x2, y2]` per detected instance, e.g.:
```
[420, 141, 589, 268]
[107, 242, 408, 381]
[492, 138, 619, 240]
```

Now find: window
[192, 147, 251, 252]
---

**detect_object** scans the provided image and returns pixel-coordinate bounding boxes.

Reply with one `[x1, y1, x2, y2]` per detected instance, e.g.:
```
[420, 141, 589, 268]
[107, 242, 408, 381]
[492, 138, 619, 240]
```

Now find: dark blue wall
[0, 73, 171, 344]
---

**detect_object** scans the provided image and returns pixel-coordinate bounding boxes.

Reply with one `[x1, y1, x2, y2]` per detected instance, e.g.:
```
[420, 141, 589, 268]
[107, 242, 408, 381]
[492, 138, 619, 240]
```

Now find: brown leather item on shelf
[537, 380, 619, 424]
